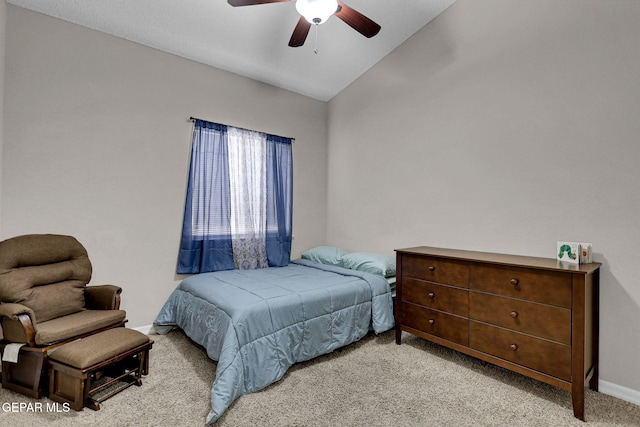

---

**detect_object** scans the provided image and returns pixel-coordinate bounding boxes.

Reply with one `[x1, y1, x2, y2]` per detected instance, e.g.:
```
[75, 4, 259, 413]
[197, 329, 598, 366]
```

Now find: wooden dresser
[395, 246, 601, 421]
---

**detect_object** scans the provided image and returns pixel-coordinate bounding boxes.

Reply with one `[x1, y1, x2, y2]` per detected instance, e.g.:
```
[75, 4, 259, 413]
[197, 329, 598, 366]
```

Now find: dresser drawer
[469, 321, 571, 381]
[402, 278, 468, 317]
[469, 292, 571, 345]
[401, 302, 468, 346]
[401, 255, 468, 288]
[469, 264, 571, 308]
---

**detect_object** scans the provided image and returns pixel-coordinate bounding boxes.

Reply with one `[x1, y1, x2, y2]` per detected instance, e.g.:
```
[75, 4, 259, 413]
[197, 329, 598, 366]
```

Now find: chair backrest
[0, 234, 92, 323]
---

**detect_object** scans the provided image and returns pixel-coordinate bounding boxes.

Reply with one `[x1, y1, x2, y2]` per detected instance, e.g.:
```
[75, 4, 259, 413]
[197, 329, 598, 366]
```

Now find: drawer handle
[510, 278, 519, 286]
[510, 311, 518, 318]
[428, 319, 435, 325]
[428, 292, 435, 299]
[510, 344, 518, 351]
[428, 266, 435, 272]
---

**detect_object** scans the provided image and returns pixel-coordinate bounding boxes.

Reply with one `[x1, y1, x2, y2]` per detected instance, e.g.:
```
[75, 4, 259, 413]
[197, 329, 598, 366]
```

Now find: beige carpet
[1, 329, 639, 426]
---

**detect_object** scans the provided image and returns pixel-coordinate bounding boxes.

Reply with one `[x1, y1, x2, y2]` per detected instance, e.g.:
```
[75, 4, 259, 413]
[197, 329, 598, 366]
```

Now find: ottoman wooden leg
[48, 361, 88, 412]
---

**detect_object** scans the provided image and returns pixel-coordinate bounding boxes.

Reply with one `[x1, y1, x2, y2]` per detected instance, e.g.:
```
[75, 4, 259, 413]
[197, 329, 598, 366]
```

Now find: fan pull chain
[314, 24, 319, 54]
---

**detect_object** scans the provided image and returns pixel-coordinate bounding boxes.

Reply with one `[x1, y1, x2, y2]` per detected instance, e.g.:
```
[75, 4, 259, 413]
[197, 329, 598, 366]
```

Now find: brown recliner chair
[0, 234, 127, 398]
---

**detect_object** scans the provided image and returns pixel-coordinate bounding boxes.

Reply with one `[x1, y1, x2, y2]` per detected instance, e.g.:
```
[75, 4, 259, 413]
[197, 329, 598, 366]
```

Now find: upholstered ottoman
[47, 327, 153, 411]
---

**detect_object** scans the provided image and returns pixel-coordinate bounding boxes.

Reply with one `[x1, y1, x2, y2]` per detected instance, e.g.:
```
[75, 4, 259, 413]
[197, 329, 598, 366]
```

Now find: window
[178, 119, 293, 273]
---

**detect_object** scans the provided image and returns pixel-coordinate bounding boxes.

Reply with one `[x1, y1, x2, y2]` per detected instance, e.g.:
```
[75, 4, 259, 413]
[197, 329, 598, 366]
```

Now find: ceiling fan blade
[288, 16, 312, 47]
[228, 0, 292, 6]
[335, 1, 381, 38]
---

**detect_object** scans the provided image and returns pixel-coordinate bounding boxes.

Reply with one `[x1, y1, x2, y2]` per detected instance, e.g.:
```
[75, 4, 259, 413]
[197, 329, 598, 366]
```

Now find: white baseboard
[131, 324, 153, 335]
[599, 380, 640, 407]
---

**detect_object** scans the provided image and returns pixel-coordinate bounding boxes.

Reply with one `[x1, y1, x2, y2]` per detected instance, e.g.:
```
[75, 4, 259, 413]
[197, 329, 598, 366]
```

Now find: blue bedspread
[153, 259, 394, 424]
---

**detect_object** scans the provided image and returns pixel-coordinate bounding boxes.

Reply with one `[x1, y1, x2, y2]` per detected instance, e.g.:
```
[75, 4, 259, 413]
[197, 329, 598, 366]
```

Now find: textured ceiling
[7, 0, 456, 101]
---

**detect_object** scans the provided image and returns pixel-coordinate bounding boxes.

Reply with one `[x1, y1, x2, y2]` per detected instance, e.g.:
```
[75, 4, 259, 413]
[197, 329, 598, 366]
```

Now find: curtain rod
[189, 117, 295, 142]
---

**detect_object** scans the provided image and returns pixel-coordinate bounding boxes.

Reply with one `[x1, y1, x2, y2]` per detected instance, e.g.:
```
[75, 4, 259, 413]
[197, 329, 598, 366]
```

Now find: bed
[153, 253, 395, 424]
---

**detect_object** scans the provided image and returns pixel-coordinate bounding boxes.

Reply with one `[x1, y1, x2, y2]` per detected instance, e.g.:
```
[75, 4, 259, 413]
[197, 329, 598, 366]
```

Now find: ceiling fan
[227, 0, 381, 48]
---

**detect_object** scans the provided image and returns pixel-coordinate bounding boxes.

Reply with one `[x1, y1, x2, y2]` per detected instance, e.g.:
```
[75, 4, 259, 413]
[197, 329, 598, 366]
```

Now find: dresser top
[395, 246, 601, 274]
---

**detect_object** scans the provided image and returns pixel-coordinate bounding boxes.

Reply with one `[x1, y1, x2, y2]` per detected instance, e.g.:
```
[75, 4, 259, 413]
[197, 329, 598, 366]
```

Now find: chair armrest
[0, 303, 36, 323]
[85, 285, 122, 310]
[0, 303, 37, 346]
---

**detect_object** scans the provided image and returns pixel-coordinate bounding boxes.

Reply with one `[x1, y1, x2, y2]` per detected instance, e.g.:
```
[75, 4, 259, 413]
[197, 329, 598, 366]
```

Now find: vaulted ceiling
[7, 0, 456, 101]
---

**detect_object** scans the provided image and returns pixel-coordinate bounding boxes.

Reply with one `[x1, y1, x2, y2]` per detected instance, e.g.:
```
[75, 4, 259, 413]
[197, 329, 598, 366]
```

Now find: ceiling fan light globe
[296, 0, 338, 25]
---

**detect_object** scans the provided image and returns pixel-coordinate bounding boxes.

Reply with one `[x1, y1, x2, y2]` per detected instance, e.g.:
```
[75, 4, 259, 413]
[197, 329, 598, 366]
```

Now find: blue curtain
[265, 134, 293, 267]
[177, 119, 293, 274]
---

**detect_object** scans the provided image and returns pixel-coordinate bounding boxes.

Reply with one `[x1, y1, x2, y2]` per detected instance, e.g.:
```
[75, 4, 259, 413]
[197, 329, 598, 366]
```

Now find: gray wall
[328, 0, 640, 399]
[1, 5, 328, 328]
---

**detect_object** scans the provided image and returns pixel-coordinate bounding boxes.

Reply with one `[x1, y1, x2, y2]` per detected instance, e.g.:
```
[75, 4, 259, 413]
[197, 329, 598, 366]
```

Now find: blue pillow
[301, 246, 350, 266]
[340, 252, 396, 277]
